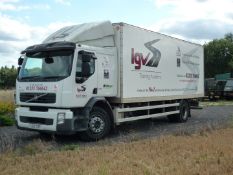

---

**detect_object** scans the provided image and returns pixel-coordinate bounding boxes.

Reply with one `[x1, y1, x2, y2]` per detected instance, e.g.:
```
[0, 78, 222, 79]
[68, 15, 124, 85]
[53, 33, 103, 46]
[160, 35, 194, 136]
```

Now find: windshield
[18, 50, 74, 81]
[225, 80, 233, 87]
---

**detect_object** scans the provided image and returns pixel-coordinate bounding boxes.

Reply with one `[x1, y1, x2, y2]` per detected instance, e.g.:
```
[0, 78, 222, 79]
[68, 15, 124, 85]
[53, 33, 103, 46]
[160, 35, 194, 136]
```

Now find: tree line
[0, 33, 233, 89]
[204, 33, 233, 78]
[0, 66, 17, 89]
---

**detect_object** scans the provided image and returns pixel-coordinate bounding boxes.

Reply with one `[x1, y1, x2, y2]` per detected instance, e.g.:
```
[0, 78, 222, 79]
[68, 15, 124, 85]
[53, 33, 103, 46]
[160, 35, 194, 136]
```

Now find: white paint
[115, 23, 204, 100]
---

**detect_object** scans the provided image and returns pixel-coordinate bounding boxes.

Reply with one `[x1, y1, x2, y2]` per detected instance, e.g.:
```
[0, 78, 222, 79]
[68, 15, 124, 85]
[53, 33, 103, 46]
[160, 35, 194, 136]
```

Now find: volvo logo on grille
[33, 95, 39, 100]
[25, 93, 48, 103]
[20, 93, 56, 103]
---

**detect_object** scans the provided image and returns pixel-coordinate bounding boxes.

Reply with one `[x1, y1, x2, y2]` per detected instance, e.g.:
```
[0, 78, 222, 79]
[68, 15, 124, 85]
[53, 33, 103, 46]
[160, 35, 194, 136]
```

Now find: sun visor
[43, 21, 115, 47]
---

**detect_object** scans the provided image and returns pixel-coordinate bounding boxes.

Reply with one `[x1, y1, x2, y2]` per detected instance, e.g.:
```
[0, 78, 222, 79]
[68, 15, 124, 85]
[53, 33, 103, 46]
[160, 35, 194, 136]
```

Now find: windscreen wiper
[42, 76, 66, 80]
[20, 75, 43, 80]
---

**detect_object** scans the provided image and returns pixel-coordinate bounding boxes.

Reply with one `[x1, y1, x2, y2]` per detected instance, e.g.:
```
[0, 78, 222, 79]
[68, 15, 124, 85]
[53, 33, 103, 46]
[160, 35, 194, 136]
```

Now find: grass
[14, 140, 54, 156]
[0, 90, 14, 103]
[59, 144, 80, 151]
[1, 128, 233, 175]
[0, 115, 15, 126]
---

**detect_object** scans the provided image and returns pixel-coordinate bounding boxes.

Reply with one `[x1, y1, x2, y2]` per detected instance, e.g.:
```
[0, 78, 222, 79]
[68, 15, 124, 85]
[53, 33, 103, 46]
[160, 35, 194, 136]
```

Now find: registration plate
[30, 123, 41, 129]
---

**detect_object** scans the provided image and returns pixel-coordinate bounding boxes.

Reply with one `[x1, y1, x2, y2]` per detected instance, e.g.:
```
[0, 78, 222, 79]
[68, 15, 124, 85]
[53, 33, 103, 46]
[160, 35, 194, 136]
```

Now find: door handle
[93, 88, 97, 94]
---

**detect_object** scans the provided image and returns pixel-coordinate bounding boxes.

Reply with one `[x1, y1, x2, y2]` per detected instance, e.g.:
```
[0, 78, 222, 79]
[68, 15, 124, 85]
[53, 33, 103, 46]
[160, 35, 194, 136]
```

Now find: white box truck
[15, 21, 204, 140]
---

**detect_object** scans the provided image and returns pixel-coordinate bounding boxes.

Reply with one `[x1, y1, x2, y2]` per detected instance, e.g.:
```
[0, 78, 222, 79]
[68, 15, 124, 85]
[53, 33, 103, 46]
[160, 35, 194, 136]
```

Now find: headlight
[57, 113, 65, 124]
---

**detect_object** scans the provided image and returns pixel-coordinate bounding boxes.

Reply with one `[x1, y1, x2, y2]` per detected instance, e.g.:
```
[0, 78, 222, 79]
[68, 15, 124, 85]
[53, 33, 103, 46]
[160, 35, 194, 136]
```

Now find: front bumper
[15, 107, 87, 134]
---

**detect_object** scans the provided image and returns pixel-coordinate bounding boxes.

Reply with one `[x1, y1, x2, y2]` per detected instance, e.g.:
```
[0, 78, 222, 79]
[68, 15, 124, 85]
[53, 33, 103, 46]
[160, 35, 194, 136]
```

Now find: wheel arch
[85, 97, 114, 128]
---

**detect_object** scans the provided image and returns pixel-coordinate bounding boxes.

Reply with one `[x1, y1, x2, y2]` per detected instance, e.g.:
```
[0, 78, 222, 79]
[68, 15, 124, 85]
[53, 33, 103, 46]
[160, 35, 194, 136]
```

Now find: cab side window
[76, 51, 96, 83]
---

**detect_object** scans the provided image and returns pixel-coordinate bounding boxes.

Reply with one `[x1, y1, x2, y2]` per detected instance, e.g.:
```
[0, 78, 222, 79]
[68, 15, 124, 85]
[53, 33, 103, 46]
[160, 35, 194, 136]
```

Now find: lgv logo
[131, 39, 161, 69]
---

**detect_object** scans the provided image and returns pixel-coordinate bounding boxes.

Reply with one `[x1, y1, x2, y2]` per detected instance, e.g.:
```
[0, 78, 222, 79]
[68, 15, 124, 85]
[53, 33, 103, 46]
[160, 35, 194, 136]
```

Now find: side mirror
[18, 57, 24, 66]
[45, 57, 54, 64]
[82, 62, 91, 77]
[82, 54, 92, 62]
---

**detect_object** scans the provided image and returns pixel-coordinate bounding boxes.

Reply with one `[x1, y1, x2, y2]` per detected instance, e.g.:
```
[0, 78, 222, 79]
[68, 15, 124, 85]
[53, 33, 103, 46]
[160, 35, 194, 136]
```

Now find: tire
[167, 100, 190, 123]
[79, 107, 111, 141]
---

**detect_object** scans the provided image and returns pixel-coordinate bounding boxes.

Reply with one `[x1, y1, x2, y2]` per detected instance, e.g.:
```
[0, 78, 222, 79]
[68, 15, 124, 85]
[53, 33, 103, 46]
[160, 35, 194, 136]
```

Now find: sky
[1, 0, 233, 67]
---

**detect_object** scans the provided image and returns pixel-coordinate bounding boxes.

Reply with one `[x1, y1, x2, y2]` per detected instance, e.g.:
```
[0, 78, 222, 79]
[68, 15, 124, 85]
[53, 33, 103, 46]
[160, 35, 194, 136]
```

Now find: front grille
[20, 93, 56, 103]
[30, 106, 49, 112]
[20, 116, 53, 125]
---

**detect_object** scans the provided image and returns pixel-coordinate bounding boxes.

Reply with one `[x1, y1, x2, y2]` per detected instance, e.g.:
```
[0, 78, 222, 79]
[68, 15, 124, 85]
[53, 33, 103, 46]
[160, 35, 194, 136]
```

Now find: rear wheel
[167, 100, 190, 122]
[80, 107, 111, 141]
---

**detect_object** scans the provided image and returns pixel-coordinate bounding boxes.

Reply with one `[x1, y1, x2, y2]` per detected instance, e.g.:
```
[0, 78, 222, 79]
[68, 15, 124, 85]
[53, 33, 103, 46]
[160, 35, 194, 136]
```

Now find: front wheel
[79, 107, 111, 141]
[167, 100, 190, 123]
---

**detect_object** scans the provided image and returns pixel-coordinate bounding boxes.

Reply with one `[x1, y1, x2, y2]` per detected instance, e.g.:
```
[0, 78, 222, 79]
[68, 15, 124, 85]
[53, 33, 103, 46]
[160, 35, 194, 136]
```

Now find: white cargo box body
[113, 23, 204, 103]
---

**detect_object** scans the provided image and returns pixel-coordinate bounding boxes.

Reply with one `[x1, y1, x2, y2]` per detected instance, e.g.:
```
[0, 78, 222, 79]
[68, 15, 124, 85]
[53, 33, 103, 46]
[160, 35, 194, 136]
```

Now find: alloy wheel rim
[89, 116, 105, 134]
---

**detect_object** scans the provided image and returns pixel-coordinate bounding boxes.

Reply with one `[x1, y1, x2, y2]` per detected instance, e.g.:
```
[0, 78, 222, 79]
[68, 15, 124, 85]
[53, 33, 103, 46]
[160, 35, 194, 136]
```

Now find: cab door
[74, 50, 98, 106]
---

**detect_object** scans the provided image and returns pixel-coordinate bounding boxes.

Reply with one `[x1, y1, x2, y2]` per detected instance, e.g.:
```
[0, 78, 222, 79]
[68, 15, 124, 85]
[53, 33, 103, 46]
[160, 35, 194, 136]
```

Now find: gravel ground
[0, 126, 39, 152]
[0, 105, 233, 152]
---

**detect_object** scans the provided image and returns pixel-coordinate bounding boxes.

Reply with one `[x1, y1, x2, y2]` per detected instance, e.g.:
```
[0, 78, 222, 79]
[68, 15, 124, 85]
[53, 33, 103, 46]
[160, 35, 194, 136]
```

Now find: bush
[0, 102, 15, 114]
[0, 66, 17, 89]
[0, 115, 15, 126]
[0, 102, 15, 126]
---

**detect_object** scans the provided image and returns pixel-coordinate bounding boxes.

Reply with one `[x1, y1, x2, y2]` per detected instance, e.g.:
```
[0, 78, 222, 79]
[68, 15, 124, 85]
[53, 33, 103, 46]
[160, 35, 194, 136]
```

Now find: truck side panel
[116, 23, 204, 103]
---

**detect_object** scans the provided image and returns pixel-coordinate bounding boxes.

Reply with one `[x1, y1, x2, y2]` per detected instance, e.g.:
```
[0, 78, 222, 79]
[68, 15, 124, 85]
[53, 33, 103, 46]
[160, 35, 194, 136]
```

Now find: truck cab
[16, 40, 117, 140]
[224, 79, 233, 99]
